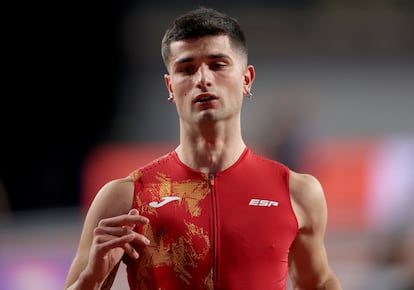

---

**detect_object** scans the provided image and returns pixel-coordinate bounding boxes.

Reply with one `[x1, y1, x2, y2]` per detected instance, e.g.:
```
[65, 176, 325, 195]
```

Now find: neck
[176, 121, 246, 174]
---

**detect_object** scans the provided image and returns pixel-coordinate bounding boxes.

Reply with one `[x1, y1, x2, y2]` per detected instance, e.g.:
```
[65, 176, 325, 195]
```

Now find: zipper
[209, 173, 219, 285]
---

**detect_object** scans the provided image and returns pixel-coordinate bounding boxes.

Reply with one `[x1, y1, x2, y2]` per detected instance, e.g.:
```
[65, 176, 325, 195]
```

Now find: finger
[100, 214, 149, 228]
[94, 233, 139, 259]
[124, 241, 140, 259]
[94, 227, 150, 247]
[96, 225, 135, 237]
[123, 209, 142, 231]
[95, 233, 150, 259]
[128, 208, 139, 215]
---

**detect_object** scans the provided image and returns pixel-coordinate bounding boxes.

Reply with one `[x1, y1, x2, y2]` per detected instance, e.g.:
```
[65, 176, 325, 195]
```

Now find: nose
[196, 64, 212, 89]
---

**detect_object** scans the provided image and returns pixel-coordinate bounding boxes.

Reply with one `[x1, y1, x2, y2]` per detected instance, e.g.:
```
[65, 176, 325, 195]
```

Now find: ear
[164, 74, 174, 101]
[164, 74, 173, 93]
[242, 65, 255, 96]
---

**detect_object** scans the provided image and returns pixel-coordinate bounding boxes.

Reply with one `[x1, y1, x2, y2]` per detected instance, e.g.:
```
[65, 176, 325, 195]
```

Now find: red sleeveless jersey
[124, 147, 298, 290]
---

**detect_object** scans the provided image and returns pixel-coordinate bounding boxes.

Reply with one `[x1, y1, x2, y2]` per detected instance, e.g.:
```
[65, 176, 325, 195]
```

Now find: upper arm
[288, 171, 336, 289]
[63, 177, 135, 288]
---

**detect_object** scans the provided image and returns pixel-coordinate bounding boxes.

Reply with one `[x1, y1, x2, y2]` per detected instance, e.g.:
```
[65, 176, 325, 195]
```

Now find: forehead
[168, 35, 238, 64]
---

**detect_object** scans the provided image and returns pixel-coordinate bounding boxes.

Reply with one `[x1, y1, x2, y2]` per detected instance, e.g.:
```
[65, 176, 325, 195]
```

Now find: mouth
[194, 93, 218, 103]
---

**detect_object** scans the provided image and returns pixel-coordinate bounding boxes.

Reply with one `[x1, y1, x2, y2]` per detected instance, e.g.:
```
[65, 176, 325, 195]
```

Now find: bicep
[288, 226, 331, 288]
[288, 172, 332, 288]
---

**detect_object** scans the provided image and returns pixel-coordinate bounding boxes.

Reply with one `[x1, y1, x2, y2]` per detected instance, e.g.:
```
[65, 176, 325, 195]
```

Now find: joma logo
[249, 199, 279, 207]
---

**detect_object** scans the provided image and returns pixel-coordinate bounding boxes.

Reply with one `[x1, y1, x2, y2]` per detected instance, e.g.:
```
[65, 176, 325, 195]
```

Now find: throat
[176, 142, 246, 174]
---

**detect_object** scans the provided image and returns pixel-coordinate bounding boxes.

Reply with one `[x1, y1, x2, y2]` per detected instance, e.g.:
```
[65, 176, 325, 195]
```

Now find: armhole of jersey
[128, 169, 142, 210]
[285, 167, 300, 233]
[132, 178, 142, 210]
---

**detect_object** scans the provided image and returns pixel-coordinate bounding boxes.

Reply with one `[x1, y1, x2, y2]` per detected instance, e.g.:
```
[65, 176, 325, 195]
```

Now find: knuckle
[93, 227, 102, 235]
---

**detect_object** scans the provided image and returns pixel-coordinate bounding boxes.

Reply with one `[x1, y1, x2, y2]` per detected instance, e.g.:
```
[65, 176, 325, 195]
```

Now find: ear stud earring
[245, 91, 253, 99]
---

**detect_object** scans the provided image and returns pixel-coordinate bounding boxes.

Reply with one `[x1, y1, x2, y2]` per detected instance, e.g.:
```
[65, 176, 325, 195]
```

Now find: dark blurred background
[1, 1, 124, 211]
[1, 1, 413, 289]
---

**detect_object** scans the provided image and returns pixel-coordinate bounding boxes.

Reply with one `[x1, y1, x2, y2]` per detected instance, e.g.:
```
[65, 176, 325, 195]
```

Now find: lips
[194, 93, 218, 103]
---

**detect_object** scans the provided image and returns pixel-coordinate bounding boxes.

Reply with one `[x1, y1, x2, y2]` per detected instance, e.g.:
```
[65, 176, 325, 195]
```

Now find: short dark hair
[161, 7, 248, 68]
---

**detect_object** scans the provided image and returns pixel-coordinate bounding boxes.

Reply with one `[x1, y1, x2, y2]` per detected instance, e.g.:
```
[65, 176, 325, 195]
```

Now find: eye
[211, 62, 226, 70]
[180, 65, 196, 75]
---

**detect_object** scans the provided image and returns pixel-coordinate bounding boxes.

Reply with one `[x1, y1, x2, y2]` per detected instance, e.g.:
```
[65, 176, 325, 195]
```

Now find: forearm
[290, 270, 342, 290]
[65, 270, 102, 290]
[65, 261, 120, 290]
[316, 273, 343, 290]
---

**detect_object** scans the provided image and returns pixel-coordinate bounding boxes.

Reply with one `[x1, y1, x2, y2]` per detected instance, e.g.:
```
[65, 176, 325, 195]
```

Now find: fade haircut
[161, 7, 248, 69]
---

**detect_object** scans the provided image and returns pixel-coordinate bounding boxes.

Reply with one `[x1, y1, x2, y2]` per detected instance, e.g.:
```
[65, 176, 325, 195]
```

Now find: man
[64, 6, 342, 290]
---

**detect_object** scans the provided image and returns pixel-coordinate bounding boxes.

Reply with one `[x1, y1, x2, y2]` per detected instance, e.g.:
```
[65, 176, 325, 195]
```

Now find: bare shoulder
[87, 176, 136, 220]
[289, 170, 328, 229]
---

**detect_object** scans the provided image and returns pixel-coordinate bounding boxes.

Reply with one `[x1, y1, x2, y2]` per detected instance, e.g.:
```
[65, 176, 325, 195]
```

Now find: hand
[84, 209, 150, 284]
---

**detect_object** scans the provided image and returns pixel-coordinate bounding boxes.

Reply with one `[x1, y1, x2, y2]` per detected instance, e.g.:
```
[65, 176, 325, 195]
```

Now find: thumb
[124, 209, 140, 230]
[128, 208, 139, 216]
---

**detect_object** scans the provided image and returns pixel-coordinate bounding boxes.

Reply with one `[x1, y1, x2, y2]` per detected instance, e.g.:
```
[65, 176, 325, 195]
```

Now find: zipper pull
[209, 174, 215, 186]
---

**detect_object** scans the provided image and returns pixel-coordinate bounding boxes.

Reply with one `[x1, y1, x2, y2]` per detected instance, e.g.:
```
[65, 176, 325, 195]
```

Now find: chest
[135, 169, 297, 256]
[128, 160, 298, 289]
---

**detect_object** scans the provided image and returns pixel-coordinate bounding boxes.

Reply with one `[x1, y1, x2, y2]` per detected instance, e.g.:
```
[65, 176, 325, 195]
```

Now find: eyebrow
[174, 53, 231, 66]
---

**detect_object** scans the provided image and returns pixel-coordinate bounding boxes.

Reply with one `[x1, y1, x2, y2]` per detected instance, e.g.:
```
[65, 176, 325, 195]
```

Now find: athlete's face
[164, 35, 255, 125]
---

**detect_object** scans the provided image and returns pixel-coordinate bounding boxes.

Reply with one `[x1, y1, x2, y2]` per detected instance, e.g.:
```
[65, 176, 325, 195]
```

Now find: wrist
[77, 269, 102, 290]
